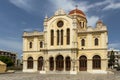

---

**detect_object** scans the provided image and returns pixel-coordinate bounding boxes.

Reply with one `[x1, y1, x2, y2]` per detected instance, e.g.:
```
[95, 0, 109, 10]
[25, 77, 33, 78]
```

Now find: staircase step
[47, 71, 70, 74]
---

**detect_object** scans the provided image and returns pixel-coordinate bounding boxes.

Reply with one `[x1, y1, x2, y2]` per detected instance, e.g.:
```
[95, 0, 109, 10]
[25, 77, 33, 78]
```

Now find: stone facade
[22, 8, 108, 74]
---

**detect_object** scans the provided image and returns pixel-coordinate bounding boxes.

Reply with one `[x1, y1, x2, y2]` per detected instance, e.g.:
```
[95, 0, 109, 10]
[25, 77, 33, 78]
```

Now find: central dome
[69, 9, 86, 18]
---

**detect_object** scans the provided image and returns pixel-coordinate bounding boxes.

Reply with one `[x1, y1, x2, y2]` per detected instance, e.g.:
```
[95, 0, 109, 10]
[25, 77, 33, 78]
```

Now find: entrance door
[49, 57, 54, 71]
[38, 57, 43, 70]
[93, 55, 101, 69]
[56, 55, 64, 71]
[79, 56, 87, 71]
[65, 56, 71, 71]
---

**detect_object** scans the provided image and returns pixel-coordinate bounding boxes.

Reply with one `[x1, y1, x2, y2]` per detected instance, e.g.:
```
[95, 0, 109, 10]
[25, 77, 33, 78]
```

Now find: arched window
[83, 22, 84, 28]
[61, 30, 63, 45]
[51, 30, 54, 45]
[95, 38, 99, 46]
[49, 57, 54, 71]
[27, 57, 33, 69]
[38, 57, 43, 70]
[81, 39, 85, 46]
[80, 22, 82, 27]
[40, 41, 43, 48]
[29, 42, 32, 48]
[65, 56, 71, 71]
[56, 55, 64, 71]
[57, 30, 59, 45]
[92, 55, 101, 69]
[79, 55, 87, 71]
[66, 28, 70, 45]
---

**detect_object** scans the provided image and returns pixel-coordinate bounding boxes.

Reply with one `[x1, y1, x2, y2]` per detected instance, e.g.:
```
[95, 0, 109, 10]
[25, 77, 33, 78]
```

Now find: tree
[0, 56, 14, 67]
[108, 51, 115, 69]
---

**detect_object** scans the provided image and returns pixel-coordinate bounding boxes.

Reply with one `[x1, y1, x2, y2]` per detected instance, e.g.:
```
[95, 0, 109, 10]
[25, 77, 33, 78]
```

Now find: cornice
[22, 35, 43, 38]
[78, 30, 107, 34]
[23, 48, 107, 53]
[79, 48, 107, 51]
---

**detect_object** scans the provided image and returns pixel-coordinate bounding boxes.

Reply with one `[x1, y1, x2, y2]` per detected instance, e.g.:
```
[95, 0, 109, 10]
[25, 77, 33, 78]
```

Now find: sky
[0, 0, 120, 58]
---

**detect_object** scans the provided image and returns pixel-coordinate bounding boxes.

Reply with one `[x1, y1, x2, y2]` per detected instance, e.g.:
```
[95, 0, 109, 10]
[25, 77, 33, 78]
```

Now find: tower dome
[69, 8, 86, 18]
[69, 6, 87, 30]
[97, 19, 103, 24]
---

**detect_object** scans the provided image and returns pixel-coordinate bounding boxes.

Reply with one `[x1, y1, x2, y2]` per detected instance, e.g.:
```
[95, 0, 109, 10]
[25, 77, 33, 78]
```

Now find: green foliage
[108, 51, 115, 67]
[0, 56, 14, 67]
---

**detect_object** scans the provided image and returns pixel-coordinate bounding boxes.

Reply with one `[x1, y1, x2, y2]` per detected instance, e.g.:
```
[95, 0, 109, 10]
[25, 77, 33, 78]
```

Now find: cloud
[9, 0, 120, 14]
[23, 28, 33, 32]
[87, 16, 99, 27]
[103, 2, 120, 10]
[87, 0, 120, 11]
[88, 0, 110, 9]
[48, 0, 118, 27]
[49, 0, 120, 13]
[49, 0, 89, 12]
[89, 0, 120, 11]
[108, 43, 120, 49]
[49, 0, 99, 27]
[9, 0, 34, 12]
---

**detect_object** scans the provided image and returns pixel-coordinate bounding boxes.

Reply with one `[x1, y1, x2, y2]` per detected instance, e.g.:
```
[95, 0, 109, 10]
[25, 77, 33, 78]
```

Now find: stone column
[33, 37, 38, 51]
[43, 60, 45, 71]
[23, 38, 27, 51]
[47, 60, 49, 71]
[75, 60, 78, 71]
[87, 34, 92, 48]
[54, 60, 56, 71]
[44, 60, 47, 71]
[71, 60, 73, 71]
[64, 59, 65, 71]
[87, 59, 92, 72]
[72, 59, 76, 71]
[70, 59, 77, 74]
[23, 60, 27, 72]
[34, 60, 37, 72]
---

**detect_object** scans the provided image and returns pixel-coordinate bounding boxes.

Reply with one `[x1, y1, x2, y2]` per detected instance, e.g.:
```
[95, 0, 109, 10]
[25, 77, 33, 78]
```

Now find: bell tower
[69, 6, 87, 30]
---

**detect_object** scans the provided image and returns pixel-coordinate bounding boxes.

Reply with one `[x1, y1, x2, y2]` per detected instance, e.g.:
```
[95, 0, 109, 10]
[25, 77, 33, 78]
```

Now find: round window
[57, 20, 64, 27]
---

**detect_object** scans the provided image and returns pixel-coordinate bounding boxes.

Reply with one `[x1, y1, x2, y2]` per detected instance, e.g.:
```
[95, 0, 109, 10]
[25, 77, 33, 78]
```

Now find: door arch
[65, 56, 71, 71]
[38, 56, 43, 70]
[56, 55, 64, 71]
[92, 55, 101, 69]
[79, 55, 87, 71]
[49, 57, 54, 71]
[27, 57, 33, 69]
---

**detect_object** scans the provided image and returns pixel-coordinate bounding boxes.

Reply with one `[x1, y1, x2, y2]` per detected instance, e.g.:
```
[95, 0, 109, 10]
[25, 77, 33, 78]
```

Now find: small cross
[75, 5, 78, 9]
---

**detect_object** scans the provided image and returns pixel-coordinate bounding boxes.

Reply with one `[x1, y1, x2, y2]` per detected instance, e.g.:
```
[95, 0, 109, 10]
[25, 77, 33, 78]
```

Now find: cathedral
[22, 7, 108, 74]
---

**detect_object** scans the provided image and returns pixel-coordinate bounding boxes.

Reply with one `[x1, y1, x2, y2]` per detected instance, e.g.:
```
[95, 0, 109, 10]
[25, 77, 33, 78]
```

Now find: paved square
[0, 71, 120, 80]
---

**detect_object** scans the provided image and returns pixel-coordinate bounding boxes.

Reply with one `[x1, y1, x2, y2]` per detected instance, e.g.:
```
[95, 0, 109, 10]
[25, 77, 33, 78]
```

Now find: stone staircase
[46, 71, 70, 74]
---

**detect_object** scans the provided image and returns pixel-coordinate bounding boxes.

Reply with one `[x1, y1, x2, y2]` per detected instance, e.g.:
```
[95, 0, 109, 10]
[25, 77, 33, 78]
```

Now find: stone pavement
[0, 71, 120, 80]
